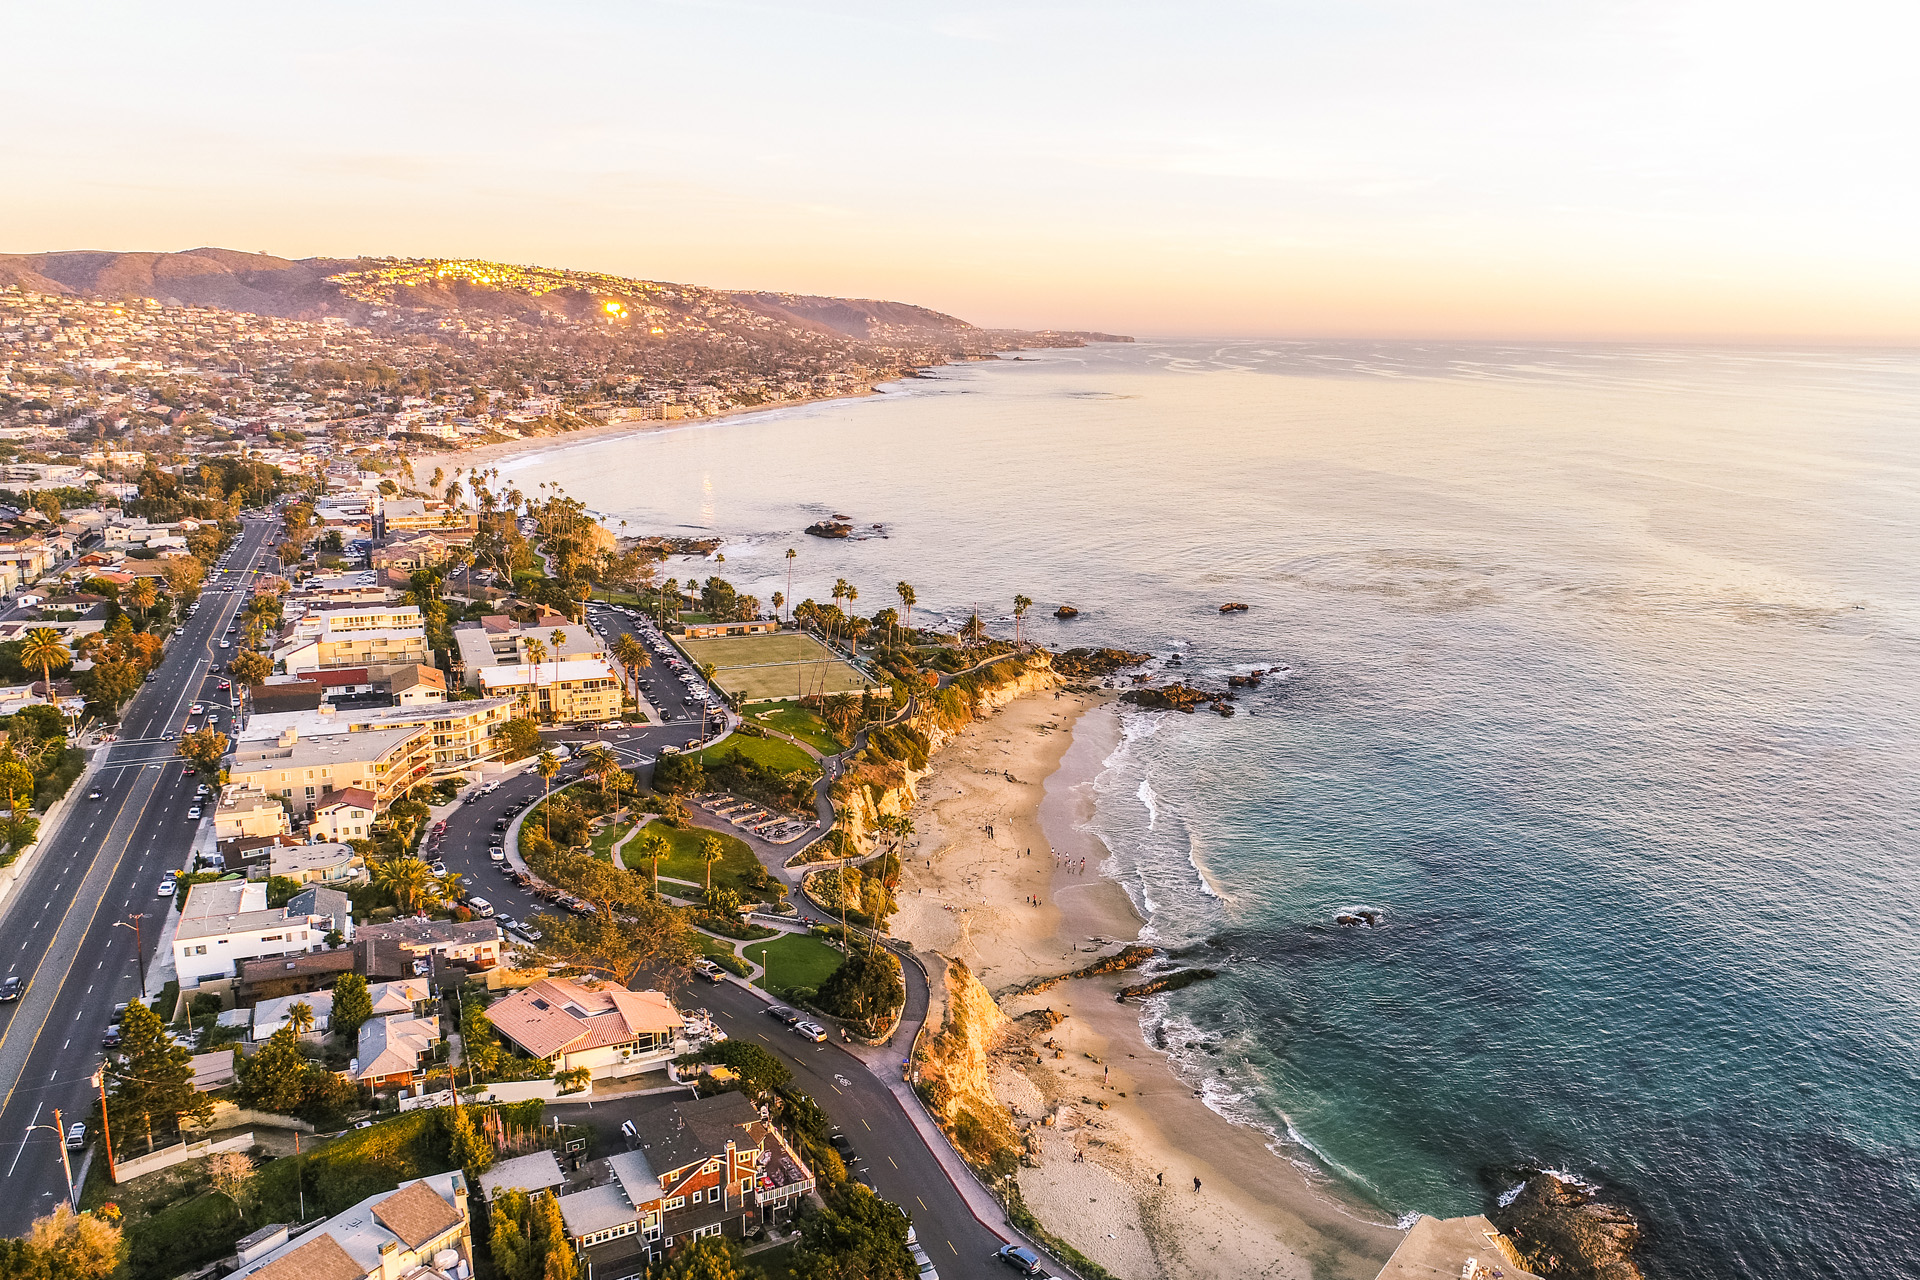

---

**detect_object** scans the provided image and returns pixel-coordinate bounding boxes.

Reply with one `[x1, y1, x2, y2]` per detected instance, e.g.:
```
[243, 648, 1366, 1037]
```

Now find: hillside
[0, 249, 1127, 356]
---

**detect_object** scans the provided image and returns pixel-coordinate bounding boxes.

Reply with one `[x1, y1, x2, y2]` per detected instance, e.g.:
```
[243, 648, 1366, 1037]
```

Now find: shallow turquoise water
[506, 342, 1920, 1276]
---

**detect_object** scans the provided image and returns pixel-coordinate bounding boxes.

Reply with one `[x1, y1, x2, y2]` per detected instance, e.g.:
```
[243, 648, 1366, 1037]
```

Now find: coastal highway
[0, 514, 278, 1234]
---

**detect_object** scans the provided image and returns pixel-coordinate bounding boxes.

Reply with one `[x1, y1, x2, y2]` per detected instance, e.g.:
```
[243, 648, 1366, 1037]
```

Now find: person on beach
[1194, 1176, 1203, 1192]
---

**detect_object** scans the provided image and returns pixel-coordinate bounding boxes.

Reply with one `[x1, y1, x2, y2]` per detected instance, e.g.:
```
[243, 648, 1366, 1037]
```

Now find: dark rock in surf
[805, 520, 854, 539]
[1490, 1173, 1644, 1280]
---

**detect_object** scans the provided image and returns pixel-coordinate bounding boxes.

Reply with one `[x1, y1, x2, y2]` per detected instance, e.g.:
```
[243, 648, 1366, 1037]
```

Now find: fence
[113, 1131, 254, 1183]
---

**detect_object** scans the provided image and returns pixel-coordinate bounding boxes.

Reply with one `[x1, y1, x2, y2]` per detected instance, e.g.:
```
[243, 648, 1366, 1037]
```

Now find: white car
[186, 806, 202, 819]
[468, 897, 496, 917]
[156, 879, 175, 898]
[489, 847, 506, 863]
[219, 640, 230, 649]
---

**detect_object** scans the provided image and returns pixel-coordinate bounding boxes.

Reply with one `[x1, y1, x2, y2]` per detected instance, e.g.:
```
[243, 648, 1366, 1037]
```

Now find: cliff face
[916, 958, 1021, 1174]
[834, 652, 1062, 854]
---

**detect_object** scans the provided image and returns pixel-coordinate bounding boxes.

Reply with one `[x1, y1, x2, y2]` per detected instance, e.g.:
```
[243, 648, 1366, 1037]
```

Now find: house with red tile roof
[483, 977, 685, 1076]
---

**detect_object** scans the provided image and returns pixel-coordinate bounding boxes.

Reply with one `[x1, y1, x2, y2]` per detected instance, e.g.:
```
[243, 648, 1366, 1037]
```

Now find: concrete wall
[113, 1131, 254, 1183]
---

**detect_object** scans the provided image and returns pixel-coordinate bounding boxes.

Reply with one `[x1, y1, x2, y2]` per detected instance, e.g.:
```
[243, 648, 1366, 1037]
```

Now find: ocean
[501, 340, 1920, 1277]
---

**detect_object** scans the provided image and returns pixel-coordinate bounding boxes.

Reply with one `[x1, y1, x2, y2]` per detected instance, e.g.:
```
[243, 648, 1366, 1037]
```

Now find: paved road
[0, 513, 280, 1233]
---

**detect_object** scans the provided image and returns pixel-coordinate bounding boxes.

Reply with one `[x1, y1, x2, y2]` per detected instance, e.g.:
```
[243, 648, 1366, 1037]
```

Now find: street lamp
[111, 914, 146, 993]
[25, 1112, 76, 1208]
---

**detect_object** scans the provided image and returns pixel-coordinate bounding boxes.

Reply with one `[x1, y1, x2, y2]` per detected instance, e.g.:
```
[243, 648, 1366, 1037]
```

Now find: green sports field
[679, 632, 873, 702]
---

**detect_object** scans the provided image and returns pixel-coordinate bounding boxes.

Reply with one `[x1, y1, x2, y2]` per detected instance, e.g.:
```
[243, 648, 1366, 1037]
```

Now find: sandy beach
[896, 693, 1403, 1280]
[425, 387, 887, 479]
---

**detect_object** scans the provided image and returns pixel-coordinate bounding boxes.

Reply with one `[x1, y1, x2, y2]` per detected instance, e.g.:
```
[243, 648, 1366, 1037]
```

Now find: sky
[4, 0, 1917, 340]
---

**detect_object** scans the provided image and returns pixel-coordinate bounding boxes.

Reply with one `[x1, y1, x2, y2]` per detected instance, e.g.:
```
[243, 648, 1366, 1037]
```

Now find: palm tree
[612, 633, 649, 708]
[523, 637, 548, 721]
[536, 750, 561, 836]
[659, 577, 677, 628]
[1013, 595, 1033, 647]
[550, 628, 568, 689]
[581, 744, 620, 801]
[698, 662, 720, 739]
[771, 590, 784, 621]
[19, 629, 70, 715]
[784, 548, 797, 621]
[373, 856, 439, 915]
[287, 1001, 315, 1037]
[125, 577, 158, 629]
[700, 834, 724, 898]
[638, 827, 668, 897]
[896, 582, 915, 636]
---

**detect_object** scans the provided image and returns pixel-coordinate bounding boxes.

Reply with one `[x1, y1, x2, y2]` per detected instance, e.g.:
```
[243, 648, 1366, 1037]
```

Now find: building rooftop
[485, 978, 683, 1061]
[238, 700, 514, 745]
[478, 1151, 566, 1203]
[478, 657, 618, 691]
[177, 880, 315, 943]
[232, 1172, 468, 1280]
[554, 1183, 634, 1238]
[272, 843, 361, 877]
[355, 918, 502, 950]
[636, 1092, 761, 1177]
[230, 723, 426, 770]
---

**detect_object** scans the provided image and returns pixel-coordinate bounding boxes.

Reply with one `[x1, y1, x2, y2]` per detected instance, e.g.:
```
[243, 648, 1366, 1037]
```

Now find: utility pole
[95, 1070, 117, 1183]
[51, 1108, 73, 1207]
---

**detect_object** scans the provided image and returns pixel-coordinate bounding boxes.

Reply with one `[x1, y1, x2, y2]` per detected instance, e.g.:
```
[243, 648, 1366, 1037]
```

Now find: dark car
[765, 1005, 801, 1026]
[993, 1247, 1043, 1276]
[101, 1027, 121, 1049]
[0, 975, 22, 1001]
[493, 819, 510, 832]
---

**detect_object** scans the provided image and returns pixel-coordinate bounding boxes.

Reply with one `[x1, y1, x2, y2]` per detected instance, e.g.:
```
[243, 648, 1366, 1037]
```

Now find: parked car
[64, 1123, 86, 1150]
[765, 1005, 799, 1025]
[468, 897, 496, 917]
[994, 1247, 1044, 1276]
[156, 879, 175, 898]
[186, 806, 203, 819]
[493, 819, 510, 832]
[791, 1020, 828, 1043]
[429, 860, 448, 875]
[911, 1245, 940, 1280]
[692, 958, 725, 983]
[0, 975, 22, 1001]
[489, 847, 506, 863]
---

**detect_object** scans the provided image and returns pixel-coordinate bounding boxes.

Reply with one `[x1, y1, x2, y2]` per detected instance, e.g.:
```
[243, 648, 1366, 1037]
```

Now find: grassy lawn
[649, 824, 768, 897]
[749, 701, 846, 754]
[589, 817, 636, 860]
[698, 733, 818, 775]
[744, 931, 846, 994]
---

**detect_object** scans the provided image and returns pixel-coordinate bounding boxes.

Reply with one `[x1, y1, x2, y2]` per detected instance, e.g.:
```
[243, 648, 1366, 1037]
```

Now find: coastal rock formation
[1051, 647, 1151, 678]
[916, 959, 1022, 1171]
[1013, 944, 1158, 997]
[831, 650, 1064, 856]
[1490, 1173, 1645, 1280]
[806, 518, 854, 538]
[626, 534, 723, 556]
[1120, 684, 1220, 713]
[1116, 967, 1217, 1001]
[1053, 605, 1079, 618]
[1219, 602, 1249, 613]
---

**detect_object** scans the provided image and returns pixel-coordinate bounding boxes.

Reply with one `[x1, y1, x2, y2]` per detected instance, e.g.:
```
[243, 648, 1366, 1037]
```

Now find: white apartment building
[173, 880, 331, 988]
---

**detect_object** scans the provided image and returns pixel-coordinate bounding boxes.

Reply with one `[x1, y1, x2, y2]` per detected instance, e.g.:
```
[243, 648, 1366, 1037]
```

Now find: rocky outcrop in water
[1219, 601, 1249, 613]
[1490, 1173, 1644, 1280]
[1013, 944, 1158, 996]
[1121, 684, 1219, 713]
[1052, 646, 1150, 677]
[1117, 967, 1217, 1001]
[806, 518, 854, 538]
[1053, 604, 1079, 618]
